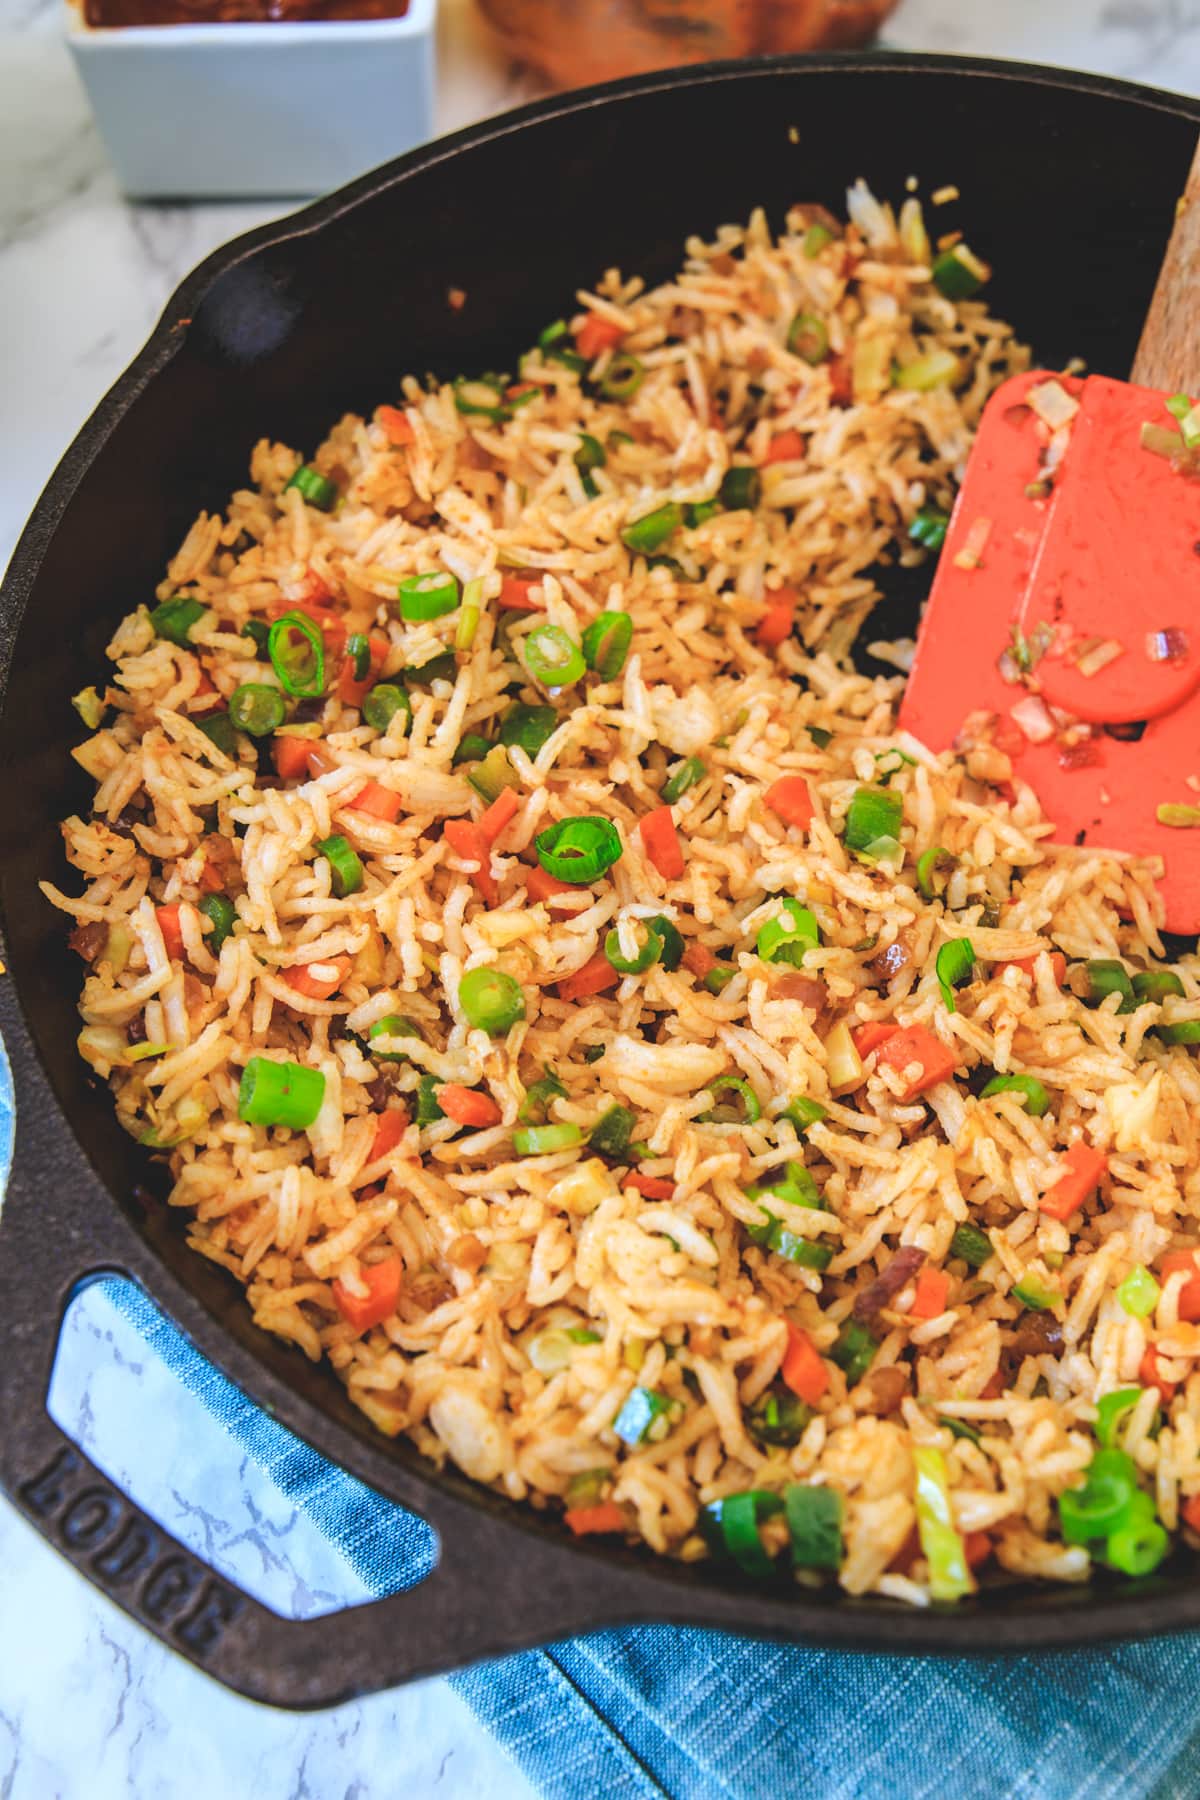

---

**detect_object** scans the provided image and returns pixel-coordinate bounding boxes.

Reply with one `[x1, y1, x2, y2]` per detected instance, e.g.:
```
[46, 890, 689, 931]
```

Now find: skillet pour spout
[2, 53, 1200, 1704]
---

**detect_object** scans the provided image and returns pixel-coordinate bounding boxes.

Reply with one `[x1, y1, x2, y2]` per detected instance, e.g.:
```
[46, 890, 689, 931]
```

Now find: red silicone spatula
[899, 144, 1200, 933]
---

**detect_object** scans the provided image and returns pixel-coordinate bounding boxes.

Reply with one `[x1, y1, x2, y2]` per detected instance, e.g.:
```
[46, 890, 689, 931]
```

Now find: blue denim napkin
[2, 1044, 1197, 1800]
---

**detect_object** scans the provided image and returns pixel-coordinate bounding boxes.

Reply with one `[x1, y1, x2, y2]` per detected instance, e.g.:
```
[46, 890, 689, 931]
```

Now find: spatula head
[899, 369, 1200, 932]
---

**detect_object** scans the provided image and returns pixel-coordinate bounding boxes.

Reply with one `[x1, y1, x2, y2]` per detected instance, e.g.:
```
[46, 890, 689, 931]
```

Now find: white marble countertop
[4, 0, 1200, 1793]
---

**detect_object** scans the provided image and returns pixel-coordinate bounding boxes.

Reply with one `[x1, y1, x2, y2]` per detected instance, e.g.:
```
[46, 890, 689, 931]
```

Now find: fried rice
[45, 184, 1200, 1605]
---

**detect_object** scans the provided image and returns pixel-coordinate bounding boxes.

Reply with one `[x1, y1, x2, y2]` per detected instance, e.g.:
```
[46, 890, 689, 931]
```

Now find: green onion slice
[701, 1490, 785, 1579]
[1012, 1274, 1059, 1311]
[518, 1070, 568, 1126]
[1117, 1265, 1161, 1318]
[523, 624, 586, 689]
[621, 502, 683, 556]
[238, 1057, 325, 1130]
[980, 1073, 1048, 1116]
[513, 1121, 583, 1156]
[534, 816, 622, 884]
[452, 732, 491, 767]
[831, 1320, 878, 1386]
[229, 682, 286, 737]
[748, 1384, 811, 1448]
[198, 893, 236, 951]
[662, 757, 705, 804]
[786, 1484, 843, 1571]
[268, 611, 325, 699]
[363, 684, 412, 735]
[397, 572, 460, 622]
[467, 745, 519, 804]
[499, 704, 558, 758]
[936, 937, 975, 1013]
[317, 833, 364, 897]
[684, 499, 721, 529]
[453, 377, 507, 421]
[757, 897, 820, 968]
[700, 1075, 761, 1126]
[459, 967, 526, 1035]
[196, 713, 238, 757]
[241, 619, 271, 657]
[916, 845, 956, 899]
[648, 914, 684, 972]
[590, 1104, 636, 1158]
[719, 466, 761, 511]
[415, 1073, 445, 1126]
[598, 354, 644, 401]
[581, 611, 633, 682]
[844, 786, 903, 857]
[1096, 1387, 1147, 1450]
[932, 244, 990, 300]
[605, 920, 664, 976]
[1155, 1021, 1200, 1045]
[575, 433, 606, 488]
[909, 506, 951, 552]
[286, 464, 338, 511]
[1133, 969, 1186, 1003]
[1058, 1448, 1137, 1545]
[346, 632, 371, 682]
[780, 1095, 827, 1134]
[150, 596, 206, 648]
[804, 223, 835, 257]
[787, 312, 830, 365]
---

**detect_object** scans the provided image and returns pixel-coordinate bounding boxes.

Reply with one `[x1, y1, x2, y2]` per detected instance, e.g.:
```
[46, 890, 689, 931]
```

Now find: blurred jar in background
[475, 0, 899, 87]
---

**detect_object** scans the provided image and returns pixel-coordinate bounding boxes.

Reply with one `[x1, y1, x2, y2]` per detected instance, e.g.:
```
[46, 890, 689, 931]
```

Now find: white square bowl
[66, 0, 436, 199]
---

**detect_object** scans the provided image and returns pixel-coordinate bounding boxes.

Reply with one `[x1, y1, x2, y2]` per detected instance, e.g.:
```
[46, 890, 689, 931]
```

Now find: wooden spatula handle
[1131, 135, 1200, 392]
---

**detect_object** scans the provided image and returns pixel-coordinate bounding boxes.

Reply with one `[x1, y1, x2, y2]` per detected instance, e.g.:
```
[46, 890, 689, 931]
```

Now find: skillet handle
[0, 1050, 658, 1706]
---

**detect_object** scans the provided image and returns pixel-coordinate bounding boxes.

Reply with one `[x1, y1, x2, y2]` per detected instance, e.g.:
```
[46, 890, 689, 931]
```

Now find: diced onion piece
[1146, 627, 1189, 663]
[996, 647, 1022, 685]
[898, 196, 931, 265]
[1140, 421, 1184, 459]
[1010, 694, 1055, 743]
[952, 516, 992, 571]
[823, 1019, 863, 1093]
[1027, 379, 1079, 430]
[1074, 637, 1124, 679]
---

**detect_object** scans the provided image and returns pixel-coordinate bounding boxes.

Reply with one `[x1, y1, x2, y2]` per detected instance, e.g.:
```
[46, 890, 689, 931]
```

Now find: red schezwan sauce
[85, 0, 408, 23]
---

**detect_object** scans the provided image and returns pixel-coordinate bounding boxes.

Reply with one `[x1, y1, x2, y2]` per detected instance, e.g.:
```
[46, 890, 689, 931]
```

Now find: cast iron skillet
[2, 52, 1199, 1710]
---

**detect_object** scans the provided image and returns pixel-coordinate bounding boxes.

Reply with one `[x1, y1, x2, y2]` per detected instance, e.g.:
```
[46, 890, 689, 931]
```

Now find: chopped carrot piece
[1140, 1344, 1176, 1402]
[370, 1108, 407, 1162]
[757, 593, 796, 649]
[291, 568, 334, 609]
[963, 1531, 993, 1570]
[998, 951, 1067, 987]
[285, 954, 352, 1001]
[760, 429, 806, 467]
[337, 632, 389, 708]
[198, 858, 226, 894]
[557, 951, 620, 1003]
[1039, 1141, 1107, 1223]
[272, 735, 319, 781]
[332, 1257, 403, 1333]
[479, 787, 520, 844]
[781, 1320, 829, 1406]
[875, 1024, 957, 1098]
[525, 865, 580, 905]
[498, 574, 544, 612]
[444, 818, 499, 907]
[155, 904, 185, 961]
[437, 1084, 502, 1129]
[377, 404, 414, 446]
[909, 1267, 950, 1320]
[852, 1021, 900, 1059]
[1182, 1494, 1200, 1535]
[563, 1501, 626, 1537]
[1160, 1248, 1200, 1323]
[348, 780, 404, 823]
[763, 774, 814, 831]
[624, 1171, 675, 1200]
[574, 314, 624, 360]
[639, 806, 684, 880]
